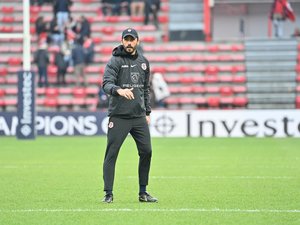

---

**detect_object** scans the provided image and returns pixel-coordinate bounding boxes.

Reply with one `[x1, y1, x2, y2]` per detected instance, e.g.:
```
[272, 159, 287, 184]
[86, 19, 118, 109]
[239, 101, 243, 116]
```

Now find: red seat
[131, 16, 144, 23]
[158, 15, 168, 23]
[1, 6, 14, 14]
[30, 6, 40, 15]
[164, 76, 179, 83]
[168, 86, 179, 93]
[232, 75, 246, 83]
[72, 98, 85, 106]
[178, 97, 193, 104]
[165, 97, 179, 105]
[92, 37, 101, 44]
[296, 96, 300, 108]
[73, 87, 87, 98]
[8, 57, 21, 66]
[219, 75, 233, 83]
[233, 97, 248, 107]
[101, 26, 115, 35]
[193, 97, 207, 105]
[207, 97, 220, 108]
[220, 86, 233, 96]
[141, 36, 155, 43]
[4, 99, 17, 106]
[220, 97, 234, 106]
[191, 86, 205, 93]
[0, 89, 5, 97]
[105, 16, 119, 23]
[205, 66, 219, 75]
[57, 98, 72, 106]
[0, 68, 8, 76]
[296, 86, 300, 92]
[179, 76, 193, 84]
[207, 45, 219, 52]
[86, 87, 99, 95]
[178, 86, 193, 93]
[204, 76, 218, 83]
[233, 86, 247, 93]
[1, 16, 15, 23]
[44, 98, 58, 107]
[45, 88, 59, 98]
[48, 65, 58, 77]
[58, 87, 72, 95]
[231, 44, 244, 52]
[206, 86, 219, 93]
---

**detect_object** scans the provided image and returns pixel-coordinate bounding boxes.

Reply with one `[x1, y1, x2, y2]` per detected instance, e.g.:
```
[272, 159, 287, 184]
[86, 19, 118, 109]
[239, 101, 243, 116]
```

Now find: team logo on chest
[141, 63, 147, 70]
[131, 72, 140, 84]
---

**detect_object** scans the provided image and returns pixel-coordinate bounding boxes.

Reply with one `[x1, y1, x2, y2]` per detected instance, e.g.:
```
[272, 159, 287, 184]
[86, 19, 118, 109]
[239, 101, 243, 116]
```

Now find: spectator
[77, 15, 91, 44]
[144, 0, 160, 29]
[34, 42, 50, 87]
[83, 35, 95, 65]
[55, 48, 69, 86]
[35, 16, 48, 36]
[72, 40, 86, 86]
[61, 37, 73, 67]
[270, 0, 295, 38]
[49, 16, 64, 45]
[101, 0, 113, 16]
[53, 0, 73, 32]
[131, 0, 144, 16]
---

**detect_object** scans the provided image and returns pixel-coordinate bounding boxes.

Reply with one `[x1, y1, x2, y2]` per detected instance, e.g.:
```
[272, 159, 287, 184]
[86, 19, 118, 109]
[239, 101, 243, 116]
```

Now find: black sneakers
[102, 194, 113, 203]
[139, 192, 158, 203]
[102, 192, 158, 203]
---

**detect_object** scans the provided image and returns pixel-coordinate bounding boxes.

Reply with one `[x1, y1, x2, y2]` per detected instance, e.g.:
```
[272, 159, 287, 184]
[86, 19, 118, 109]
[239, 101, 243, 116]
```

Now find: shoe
[139, 192, 158, 203]
[102, 194, 113, 203]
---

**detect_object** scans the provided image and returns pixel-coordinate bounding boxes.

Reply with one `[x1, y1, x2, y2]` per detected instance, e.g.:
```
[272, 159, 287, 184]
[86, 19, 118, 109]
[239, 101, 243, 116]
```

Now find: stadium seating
[0, 0, 252, 111]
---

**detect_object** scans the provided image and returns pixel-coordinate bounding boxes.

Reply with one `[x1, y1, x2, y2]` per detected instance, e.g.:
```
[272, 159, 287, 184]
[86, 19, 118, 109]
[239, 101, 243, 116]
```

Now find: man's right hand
[117, 88, 135, 100]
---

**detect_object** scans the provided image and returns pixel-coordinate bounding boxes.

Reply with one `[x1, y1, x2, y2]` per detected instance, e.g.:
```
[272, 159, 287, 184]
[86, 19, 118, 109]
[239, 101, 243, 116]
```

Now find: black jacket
[102, 45, 151, 118]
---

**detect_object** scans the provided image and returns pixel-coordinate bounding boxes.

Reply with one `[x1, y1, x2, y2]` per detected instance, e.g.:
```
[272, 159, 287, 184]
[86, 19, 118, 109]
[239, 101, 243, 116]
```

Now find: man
[270, 0, 295, 38]
[101, 28, 157, 203]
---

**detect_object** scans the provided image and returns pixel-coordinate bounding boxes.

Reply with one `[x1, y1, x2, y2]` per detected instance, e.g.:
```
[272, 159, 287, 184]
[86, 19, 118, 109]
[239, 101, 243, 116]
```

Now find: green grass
[0, 137, 300, 225]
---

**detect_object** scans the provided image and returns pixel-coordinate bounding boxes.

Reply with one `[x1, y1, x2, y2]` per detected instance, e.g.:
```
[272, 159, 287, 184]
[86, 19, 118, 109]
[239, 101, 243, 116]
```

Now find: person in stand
[34, 42, 50, 87]
[55, 47, 68, 86]
[72, 39, 86, 86]
[270, 0, 295, 38]
[144, 0, 160, 29]
[101, 28, 158, 203]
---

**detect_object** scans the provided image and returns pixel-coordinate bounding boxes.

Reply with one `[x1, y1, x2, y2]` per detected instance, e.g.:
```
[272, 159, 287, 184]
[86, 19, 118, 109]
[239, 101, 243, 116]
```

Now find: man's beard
[124, 45, 136, 54]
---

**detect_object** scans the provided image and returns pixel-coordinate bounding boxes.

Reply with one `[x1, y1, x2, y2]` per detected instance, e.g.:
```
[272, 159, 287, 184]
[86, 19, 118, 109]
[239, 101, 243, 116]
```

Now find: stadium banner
[189, 110, 300, 137]
[1, 110, 300, 137]
[16, 71, 36, 139]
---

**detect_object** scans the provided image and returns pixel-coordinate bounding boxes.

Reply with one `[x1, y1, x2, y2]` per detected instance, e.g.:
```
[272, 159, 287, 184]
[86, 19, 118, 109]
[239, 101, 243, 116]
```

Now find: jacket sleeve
[102, 57, 121, 96]
[144, 59, 151, 115]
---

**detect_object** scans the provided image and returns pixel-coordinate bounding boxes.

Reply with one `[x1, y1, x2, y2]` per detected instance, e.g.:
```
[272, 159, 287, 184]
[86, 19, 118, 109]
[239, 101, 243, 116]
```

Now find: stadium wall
[0, 110, 300, 138]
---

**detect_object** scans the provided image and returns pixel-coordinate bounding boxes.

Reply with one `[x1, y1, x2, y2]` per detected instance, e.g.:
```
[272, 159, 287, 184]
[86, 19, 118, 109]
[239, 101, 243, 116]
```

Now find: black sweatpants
[103, 116, 152, 192]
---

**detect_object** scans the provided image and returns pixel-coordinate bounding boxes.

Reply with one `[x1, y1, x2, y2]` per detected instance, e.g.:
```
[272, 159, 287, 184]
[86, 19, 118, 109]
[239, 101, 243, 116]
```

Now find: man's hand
[146, 115, 150, 125]
[117, 88, 134, 100]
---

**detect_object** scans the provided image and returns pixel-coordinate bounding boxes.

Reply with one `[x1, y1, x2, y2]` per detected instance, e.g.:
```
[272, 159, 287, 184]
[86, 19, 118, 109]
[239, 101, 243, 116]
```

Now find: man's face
[122, 36, 139, 55]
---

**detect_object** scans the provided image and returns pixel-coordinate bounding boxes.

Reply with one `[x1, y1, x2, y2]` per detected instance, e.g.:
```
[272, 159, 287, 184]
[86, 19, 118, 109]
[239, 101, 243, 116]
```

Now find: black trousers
[103, 116, 152, 192]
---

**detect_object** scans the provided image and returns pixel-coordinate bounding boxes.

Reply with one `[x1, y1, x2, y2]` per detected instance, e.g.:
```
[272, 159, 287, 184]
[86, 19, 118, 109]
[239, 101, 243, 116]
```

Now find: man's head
[121, 28, 139, 55]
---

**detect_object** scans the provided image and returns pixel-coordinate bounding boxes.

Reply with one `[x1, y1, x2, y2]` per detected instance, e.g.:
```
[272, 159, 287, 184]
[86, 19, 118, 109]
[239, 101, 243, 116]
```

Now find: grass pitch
[0, 137, 299, 225]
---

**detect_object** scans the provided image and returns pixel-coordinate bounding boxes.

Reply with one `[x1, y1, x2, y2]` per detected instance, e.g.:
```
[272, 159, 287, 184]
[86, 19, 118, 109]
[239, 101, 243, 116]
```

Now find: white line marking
[0, 208, 299, 213]
[126, 176, 297, 180]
